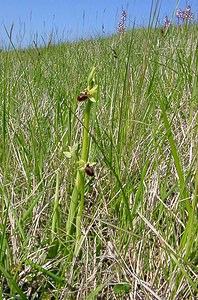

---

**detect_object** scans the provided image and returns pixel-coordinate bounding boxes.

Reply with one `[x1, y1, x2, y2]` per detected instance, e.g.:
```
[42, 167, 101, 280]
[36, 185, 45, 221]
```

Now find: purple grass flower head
[163, 16, 171, 28]
[186, 5, 191, 13]
[176, 9, 183, 19]
[185, 5, 194, 21]
[179, 10, 186, 21]
[116, 10, 127, 33]
[176, 5, 194, 23]
[117, 21, 126, 33]
[121, 10, 127, 21]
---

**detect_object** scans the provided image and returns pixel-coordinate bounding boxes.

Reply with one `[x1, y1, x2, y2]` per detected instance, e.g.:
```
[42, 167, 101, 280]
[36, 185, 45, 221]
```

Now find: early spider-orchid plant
[65, 67, 97, 252]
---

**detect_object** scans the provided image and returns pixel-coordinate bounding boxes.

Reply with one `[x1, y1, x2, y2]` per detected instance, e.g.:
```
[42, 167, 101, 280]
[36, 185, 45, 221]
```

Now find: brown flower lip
[85, 164, 94, 177]
[77, 92, 88, 102]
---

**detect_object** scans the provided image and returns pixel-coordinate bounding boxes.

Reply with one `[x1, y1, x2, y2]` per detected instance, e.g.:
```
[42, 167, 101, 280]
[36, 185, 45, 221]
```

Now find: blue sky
[0, 0, 197, 48]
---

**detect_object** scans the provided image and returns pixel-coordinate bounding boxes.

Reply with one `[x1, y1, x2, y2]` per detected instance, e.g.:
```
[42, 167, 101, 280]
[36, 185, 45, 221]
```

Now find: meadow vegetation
[0, 17, 197, 300]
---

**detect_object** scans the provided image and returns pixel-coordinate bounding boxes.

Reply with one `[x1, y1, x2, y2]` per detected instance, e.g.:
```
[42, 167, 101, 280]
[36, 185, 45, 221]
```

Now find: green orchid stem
[66, 99, 92, 244]
[81, 100, 92, 162]
[75, 100, 92, 250]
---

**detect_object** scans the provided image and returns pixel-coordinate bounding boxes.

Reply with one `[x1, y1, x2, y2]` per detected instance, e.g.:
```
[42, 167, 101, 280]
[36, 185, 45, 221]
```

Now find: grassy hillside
[0, 24, 197, 299]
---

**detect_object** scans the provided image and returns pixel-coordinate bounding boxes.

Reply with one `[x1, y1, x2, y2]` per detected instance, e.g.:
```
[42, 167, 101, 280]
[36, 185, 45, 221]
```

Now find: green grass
[0, 23, 197, 299]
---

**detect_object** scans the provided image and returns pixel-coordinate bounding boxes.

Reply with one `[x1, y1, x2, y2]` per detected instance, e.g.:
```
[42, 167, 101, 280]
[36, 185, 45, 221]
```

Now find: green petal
[64, 152, 72, 159]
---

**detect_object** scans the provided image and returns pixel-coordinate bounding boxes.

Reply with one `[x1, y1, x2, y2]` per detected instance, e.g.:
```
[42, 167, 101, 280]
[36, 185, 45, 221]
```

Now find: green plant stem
[75, 100, 92, 249]
[51, 171, 60, 242]
[65, 176, 79, 238]
[81, 100, 92, 162]
[66, 99, 92, 243]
